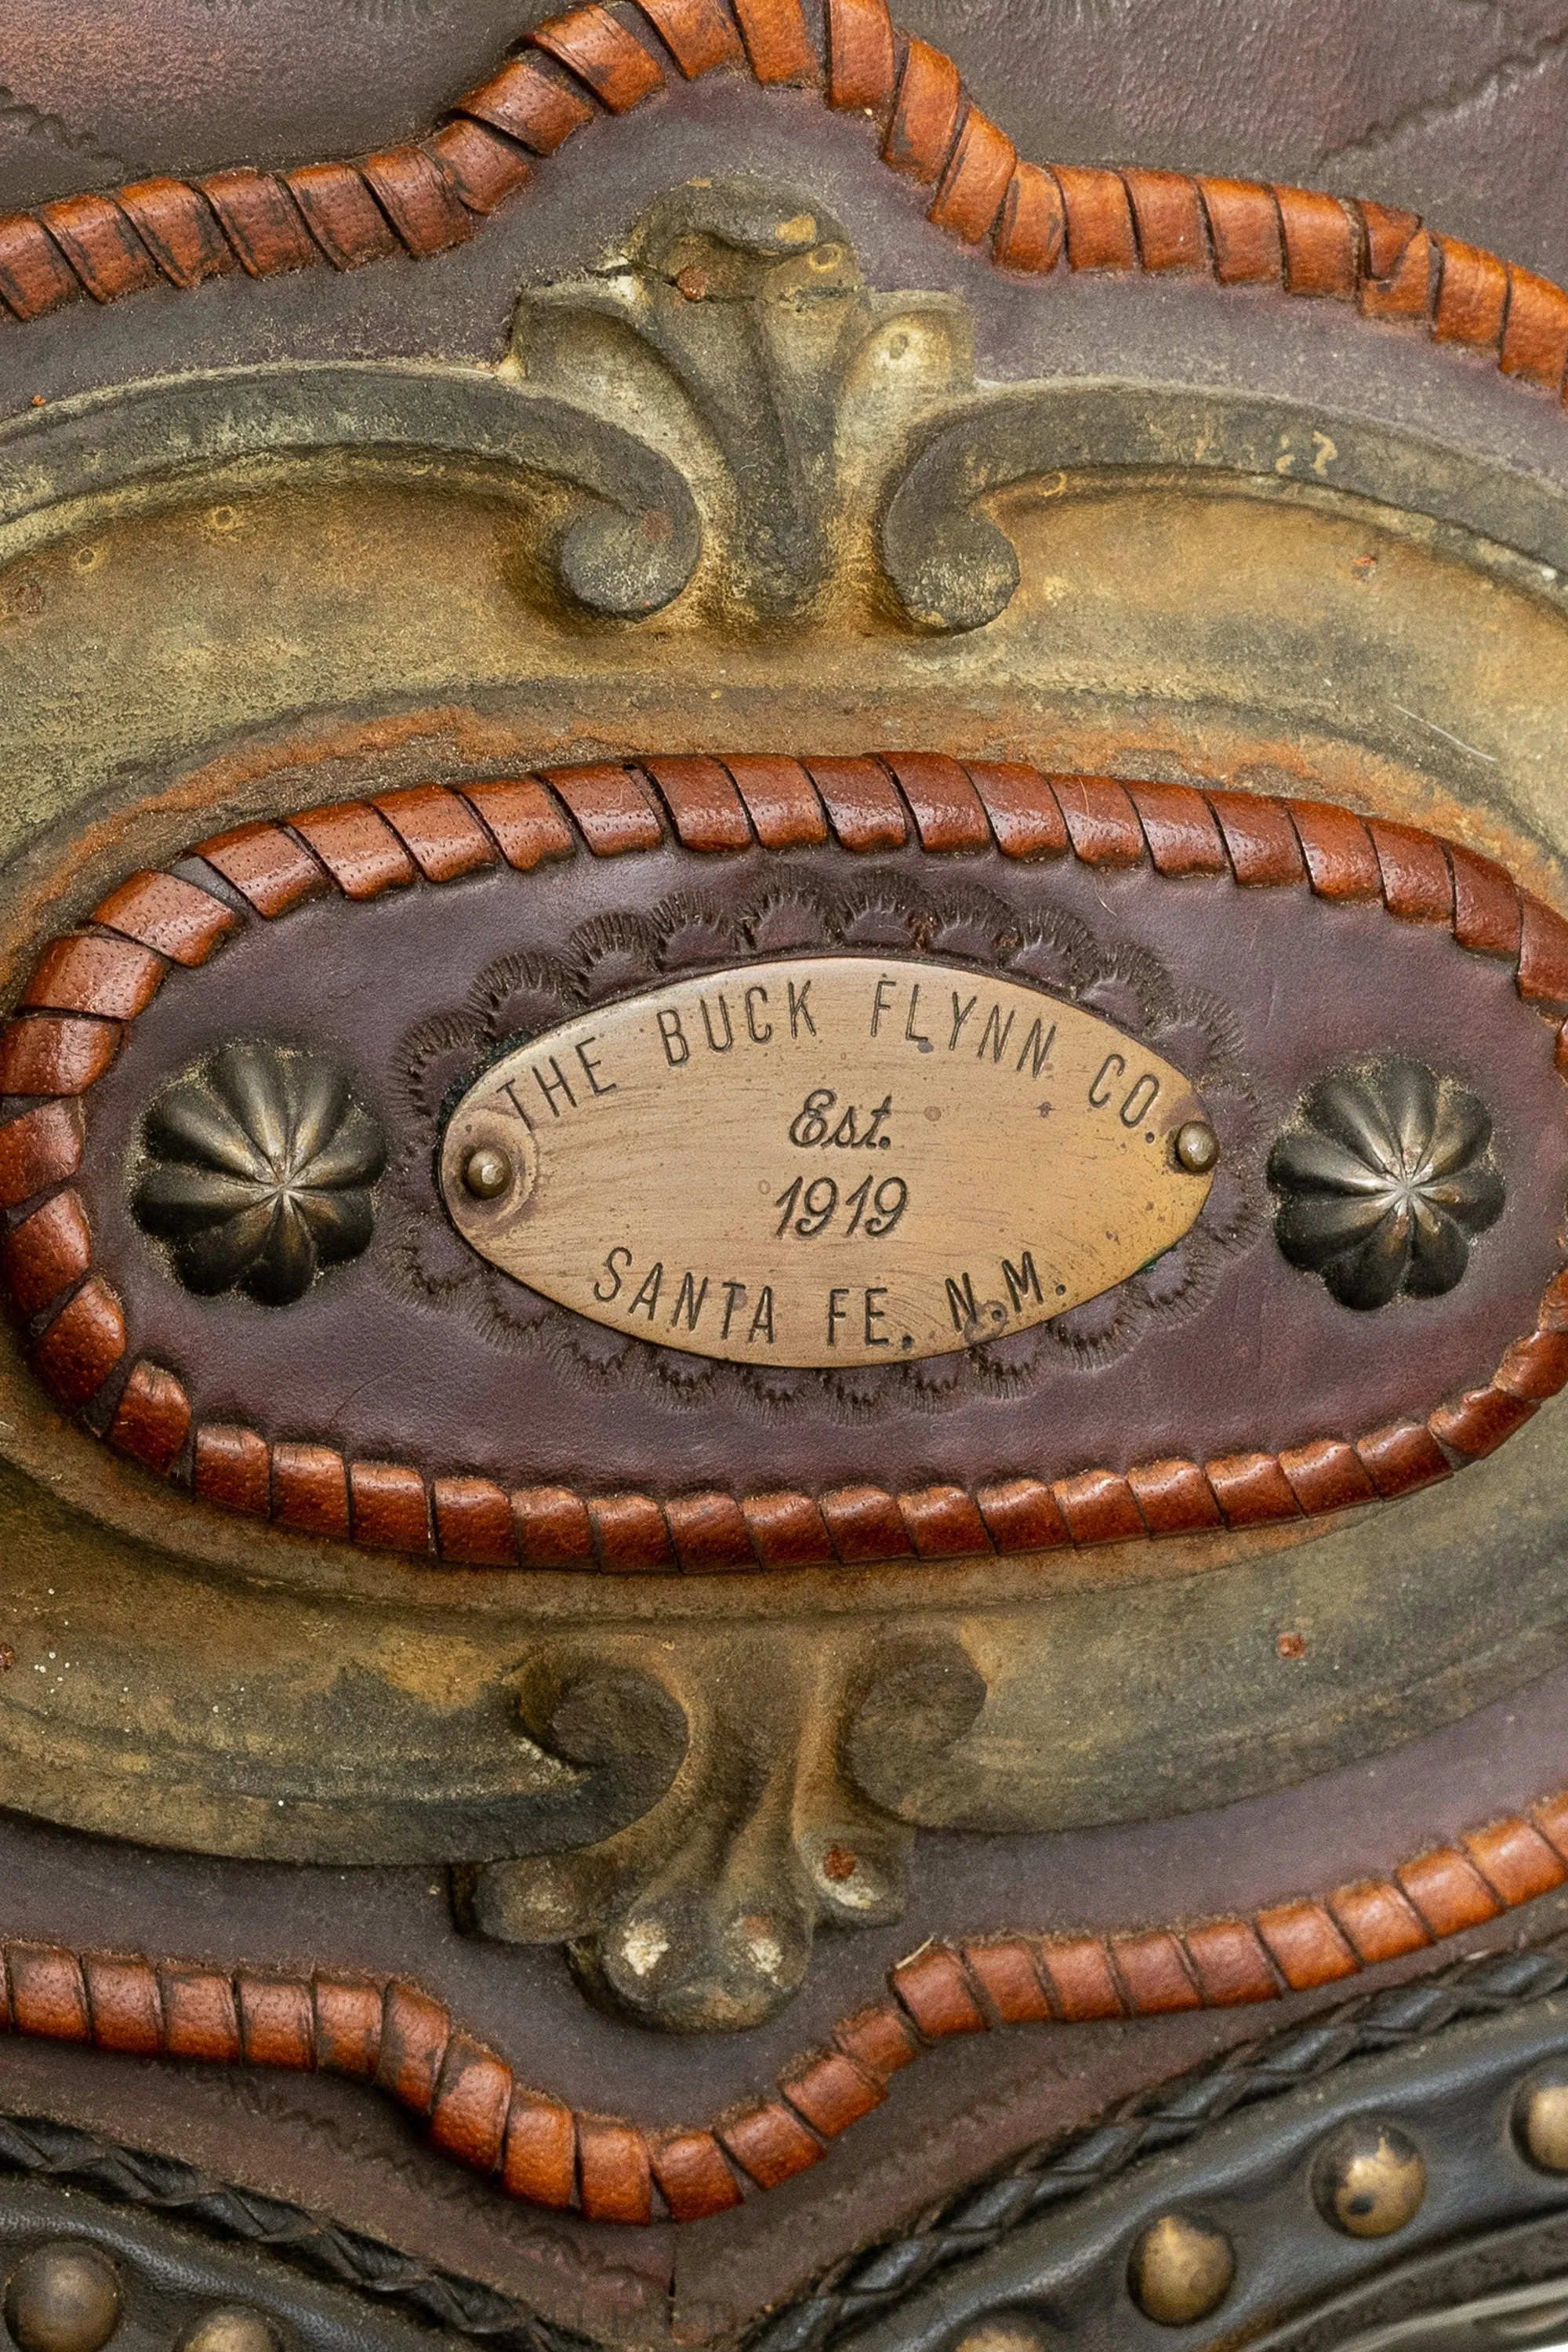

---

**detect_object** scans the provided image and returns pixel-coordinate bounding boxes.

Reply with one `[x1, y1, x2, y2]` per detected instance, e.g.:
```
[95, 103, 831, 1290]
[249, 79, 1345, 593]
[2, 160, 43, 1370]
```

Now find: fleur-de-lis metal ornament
[1269, 1058, 1504, 1310]
[134, 1043, 386, 1305]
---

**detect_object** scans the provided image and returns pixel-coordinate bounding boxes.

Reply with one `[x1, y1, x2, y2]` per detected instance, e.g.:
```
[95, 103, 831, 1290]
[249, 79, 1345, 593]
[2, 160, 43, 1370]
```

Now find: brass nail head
[5, 2244, 122, 2352]
[1174, 1120, 1220, 1174]
[463, 1145, 513, 1200]
[178, 2313, 281, 2352]
[1127, 2212, 1235, 2325]
[1517, 2073, 1568, 2171]
[948, 2317, 1053, 2352]
[1312, 2121, 1427, 2236]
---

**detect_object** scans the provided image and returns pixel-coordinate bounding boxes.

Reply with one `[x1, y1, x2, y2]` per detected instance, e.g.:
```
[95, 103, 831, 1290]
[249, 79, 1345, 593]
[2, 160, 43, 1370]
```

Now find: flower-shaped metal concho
[1269, 1058, 1504, 1311]
[133, 1044, 387, 1305]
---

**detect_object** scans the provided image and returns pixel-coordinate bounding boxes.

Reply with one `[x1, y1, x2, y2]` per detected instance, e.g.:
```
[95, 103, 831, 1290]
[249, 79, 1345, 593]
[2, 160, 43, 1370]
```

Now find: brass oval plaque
[439, 956, 1213, 1367]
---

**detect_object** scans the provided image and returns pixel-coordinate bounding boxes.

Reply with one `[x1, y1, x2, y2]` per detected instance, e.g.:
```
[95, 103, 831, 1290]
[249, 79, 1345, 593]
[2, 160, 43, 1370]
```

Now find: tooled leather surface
[8, 756, 1568, 1570]
[2, 1, 1566, 2326]
[106, 852, 1262, 1457]
[74, 806, 1566, 1494]
[3, 0, 1568, 303]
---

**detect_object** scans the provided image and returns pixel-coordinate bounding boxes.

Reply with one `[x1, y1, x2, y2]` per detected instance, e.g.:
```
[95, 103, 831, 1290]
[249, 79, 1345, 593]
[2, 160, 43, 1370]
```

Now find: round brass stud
[1312, 2121, 1427, 2237]
[947, 2314, 1052, 2352]
[1174, 1121, 1220, 1174]
[1127, 2212, 1235, 2326]
[5, 2243, 122, 2352]
[462, 1145, 513, 1200]
[1515, 2069, 1568, 2171]
[178, 2307, 281, 2352]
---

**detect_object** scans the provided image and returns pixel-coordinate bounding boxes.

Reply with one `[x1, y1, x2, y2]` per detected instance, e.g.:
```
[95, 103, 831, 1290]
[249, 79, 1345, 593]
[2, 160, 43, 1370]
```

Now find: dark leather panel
[0, 1632, 1566, 2339]
[3, 0, 1568, 296]
[72, 828, 1568, 1500]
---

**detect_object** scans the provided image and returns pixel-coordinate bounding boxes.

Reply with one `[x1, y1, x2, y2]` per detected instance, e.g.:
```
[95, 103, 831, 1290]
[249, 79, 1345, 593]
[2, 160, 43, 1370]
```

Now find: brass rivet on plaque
[1312, 2121, 1427, 2236]
[1516, 2071, 1568, 2171]
[1174, 1120, 1220, 1174]
[1127, 2212, 1234, 2325]
[463, 1145, 514, 1200]
[4, 2245, 122, 2352]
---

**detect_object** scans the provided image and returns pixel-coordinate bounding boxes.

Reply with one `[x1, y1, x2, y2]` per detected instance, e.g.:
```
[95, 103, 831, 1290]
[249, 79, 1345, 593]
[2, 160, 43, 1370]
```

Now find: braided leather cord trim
[750, 1936, 1568, 2351]
[0, 1938, 1555, 2348]
[2, 1787, 1568, 2223]
[0, 0, 1566, 415]
[0, 2111, 577, 2351]
[4, 757, 1566, 1573]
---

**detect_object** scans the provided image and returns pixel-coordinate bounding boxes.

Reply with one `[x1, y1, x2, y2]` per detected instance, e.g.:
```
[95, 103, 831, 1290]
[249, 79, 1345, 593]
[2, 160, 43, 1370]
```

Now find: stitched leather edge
[0, 0, 1565, 424]
[2, 755, 1564, 1573]
[2, 1780, 1568, 2221]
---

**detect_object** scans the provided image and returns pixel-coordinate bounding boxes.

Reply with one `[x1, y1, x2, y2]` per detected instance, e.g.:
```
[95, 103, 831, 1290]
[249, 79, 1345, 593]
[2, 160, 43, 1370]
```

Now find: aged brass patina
[4, 2245, 122, 2352]
[439, 955, 1214, 1367]
[1312, 2122, 1430, 2238]
[1127, 2214, 1236, 2326]
[1515, 2071, 1568, 2172]
[8, 0, 1568, 2331]
[0, 159, 1565, 2054]
[1269, 1059, 1504, 1310]
[133, 1043, 386, 1305]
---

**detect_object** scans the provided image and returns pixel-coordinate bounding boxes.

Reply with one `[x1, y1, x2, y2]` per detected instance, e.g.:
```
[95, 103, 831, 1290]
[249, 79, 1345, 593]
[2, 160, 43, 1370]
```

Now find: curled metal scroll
[0, 362, 702, 618]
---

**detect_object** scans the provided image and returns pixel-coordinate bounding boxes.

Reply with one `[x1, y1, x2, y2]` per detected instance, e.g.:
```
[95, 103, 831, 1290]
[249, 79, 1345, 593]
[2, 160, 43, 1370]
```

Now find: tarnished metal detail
[1311, 2122, 1428, 2237]
[4, 2243, 122, 2352]
[1174, 1120, 1221, 1175]
[0, 0, 1566, 2310]
[459, 1145, 512, 1203]
[944, 2323, 1051, 2352]
[0, 103, 1566, 2217]
[1127, 2214, 1235, 2325]
[1516, 2069, 1568, 2172]
[0, 2158, 514, 2352]
[438, 956, 1212, 1369]
[516, 182, 970, 623]
[459, 1630, 984, 2032]
[1270, 1060, 1504, 1312]
[176, 2312, 279, 2352]
[133, 1044, 385, 1305]
[0, 743, 1563, 1882]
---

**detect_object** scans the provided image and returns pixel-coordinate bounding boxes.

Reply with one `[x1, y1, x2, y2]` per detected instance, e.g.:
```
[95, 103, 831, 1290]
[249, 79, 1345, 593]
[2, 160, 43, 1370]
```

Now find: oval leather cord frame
[4, 753, 1567, 1573]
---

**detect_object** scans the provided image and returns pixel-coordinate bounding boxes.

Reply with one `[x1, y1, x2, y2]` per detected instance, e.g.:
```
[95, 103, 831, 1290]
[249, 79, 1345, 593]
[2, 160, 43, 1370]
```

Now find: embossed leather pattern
[5, 753, 1568, 1570]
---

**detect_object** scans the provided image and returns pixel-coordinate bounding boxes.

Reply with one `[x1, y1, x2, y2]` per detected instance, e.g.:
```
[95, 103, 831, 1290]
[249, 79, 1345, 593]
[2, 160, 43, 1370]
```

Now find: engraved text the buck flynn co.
[439, 956, 1213, 1368]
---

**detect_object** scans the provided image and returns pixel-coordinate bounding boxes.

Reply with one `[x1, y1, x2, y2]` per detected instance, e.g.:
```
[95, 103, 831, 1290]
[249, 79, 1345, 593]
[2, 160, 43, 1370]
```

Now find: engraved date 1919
[774, 1173, 908, 1240]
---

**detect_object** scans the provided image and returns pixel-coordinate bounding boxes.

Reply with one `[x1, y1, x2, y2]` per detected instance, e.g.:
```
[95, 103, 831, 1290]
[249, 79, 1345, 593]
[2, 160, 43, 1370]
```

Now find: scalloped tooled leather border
[2, 1782, 1568, 2223]
[2, 753, 1567, 1571]
[2, 0, 1568, 421]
